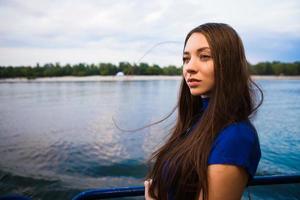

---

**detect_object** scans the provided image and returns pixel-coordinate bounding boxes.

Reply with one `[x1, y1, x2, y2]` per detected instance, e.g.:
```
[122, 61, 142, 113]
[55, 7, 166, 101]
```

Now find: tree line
[0, 62, 180, 79]
[0, 61, 299, 79]
[250, 61, 300, 76]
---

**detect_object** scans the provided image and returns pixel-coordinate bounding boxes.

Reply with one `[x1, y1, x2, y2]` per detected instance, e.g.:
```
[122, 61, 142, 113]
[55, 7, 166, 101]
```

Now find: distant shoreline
[1, 75, 300, 82]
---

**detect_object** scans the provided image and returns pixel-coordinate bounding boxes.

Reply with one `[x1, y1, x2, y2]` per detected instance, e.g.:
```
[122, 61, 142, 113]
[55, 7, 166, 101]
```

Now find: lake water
[0, 79, 299, 200]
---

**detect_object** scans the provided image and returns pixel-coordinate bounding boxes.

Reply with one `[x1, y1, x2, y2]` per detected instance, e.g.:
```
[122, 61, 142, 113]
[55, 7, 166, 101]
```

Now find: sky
[0, 0, 299, 67]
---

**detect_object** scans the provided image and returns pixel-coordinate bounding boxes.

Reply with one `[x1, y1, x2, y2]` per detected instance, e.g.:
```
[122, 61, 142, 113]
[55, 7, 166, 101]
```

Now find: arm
[203, 122, 260, 199]
[199, 164, 248, 200]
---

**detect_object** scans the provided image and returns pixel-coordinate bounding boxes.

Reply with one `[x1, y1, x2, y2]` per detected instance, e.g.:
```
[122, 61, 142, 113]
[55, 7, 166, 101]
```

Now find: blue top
[207, 120, 261, 178]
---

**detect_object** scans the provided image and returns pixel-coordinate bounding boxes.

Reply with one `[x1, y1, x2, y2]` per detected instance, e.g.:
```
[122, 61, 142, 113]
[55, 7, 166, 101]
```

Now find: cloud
[0, 0, 299, 66]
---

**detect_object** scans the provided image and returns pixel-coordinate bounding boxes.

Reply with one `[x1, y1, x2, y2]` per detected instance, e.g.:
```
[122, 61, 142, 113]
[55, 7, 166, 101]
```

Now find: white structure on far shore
[116, 71, 124, 76]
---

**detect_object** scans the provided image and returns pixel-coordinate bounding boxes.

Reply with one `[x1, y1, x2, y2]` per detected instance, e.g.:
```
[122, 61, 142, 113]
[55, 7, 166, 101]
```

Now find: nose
[186, 67, 197, 74]
[184, 58, 198, 74]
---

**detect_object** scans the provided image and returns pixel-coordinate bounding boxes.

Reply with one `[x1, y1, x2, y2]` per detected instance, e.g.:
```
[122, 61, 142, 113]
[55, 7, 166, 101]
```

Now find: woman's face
[183, 33, 215, 97]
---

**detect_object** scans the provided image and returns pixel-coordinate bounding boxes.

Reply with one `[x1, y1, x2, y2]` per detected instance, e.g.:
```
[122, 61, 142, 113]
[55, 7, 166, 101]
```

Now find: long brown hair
[146, 23, 263, 200]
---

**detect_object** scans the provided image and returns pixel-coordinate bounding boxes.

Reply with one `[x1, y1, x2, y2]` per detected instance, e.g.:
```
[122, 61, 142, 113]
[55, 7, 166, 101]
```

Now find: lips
[187, 78, 202, 87]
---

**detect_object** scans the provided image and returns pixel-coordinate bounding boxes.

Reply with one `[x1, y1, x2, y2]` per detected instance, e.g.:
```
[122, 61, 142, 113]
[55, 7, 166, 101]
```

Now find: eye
[199, 55, 211, 61]
[182, 56, 190, 64]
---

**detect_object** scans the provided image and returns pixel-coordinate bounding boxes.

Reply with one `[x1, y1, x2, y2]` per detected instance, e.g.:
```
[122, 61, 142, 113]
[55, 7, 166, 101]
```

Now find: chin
[189, 88, 211, 96]
[189, 89, 204, 96]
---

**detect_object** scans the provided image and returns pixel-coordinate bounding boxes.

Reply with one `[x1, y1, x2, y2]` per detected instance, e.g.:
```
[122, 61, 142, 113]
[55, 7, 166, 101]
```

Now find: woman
[144, 23, 263, 200]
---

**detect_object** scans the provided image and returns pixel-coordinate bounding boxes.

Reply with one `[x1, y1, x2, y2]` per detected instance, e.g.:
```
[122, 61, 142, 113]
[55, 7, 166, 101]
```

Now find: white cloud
[0, 0, 299, 66]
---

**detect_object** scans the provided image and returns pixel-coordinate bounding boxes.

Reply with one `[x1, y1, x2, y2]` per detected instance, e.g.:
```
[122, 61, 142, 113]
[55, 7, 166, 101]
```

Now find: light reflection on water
[0, 79, 299, 199]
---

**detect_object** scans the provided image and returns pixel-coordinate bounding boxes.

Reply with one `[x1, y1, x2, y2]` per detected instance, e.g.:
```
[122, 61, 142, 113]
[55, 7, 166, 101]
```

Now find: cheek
[182, 65, 187, 74]
[202, 62, 214, 78]
[203, 63, 215, 87]
[209, 67, 215, 86]
[182, 66, 188, 78]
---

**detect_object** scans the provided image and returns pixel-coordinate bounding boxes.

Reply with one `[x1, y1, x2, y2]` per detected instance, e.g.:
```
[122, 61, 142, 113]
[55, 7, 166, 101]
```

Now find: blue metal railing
[72, 175, 300, 200]
[1, 175, 299, 200]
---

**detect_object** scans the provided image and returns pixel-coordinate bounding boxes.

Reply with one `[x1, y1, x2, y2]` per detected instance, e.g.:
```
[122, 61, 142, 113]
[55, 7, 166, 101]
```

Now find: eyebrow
[183, 47, 210, 55]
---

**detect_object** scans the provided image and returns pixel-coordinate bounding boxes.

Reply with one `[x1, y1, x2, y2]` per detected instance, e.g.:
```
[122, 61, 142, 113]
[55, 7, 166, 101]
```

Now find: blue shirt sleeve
[207, 121, 261, 178]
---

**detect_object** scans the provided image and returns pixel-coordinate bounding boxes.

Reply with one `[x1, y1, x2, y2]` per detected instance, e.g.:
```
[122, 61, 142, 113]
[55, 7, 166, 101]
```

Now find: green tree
[62, 64, 72, 76]
[99, 63, 117, 75]
[163, 65, 181, 75]
[72, 63, 87, 76]
[118, 62, 133, 75]
[138, 62, 149, 75]
[272, 61, 285, 75]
